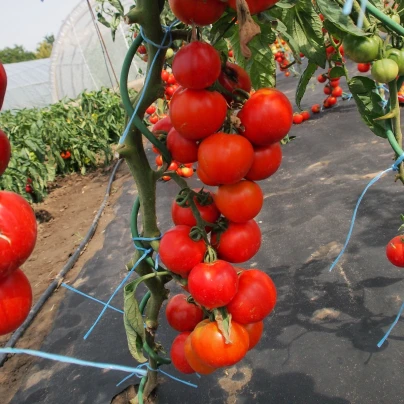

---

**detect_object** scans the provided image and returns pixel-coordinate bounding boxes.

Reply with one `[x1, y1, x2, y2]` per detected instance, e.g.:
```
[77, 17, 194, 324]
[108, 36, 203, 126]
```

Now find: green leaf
[210, 9, 237, 43]
[109, 0, 124, 15]
[124, 280, 147, 363]
[348, 76, 387, 138]
[316, 0, 366, 37]
[274, 19, 301, 61]
[213, 38, 229, 57]
[329, 66, 346, 79]
[97, 12, 110, 28]
[296, 62, 317, 109]
[275, 0, 298, 9]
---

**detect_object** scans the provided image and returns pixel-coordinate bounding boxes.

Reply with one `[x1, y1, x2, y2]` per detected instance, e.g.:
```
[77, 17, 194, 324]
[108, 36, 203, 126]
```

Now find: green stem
[138, 376, 147, 404]
[365, 2, 404, 36]
[352, 0, 371, 29]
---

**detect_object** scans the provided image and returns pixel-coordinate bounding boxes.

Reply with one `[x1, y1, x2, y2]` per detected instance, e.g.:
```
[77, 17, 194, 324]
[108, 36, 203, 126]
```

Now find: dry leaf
[236, 0, 261, 59]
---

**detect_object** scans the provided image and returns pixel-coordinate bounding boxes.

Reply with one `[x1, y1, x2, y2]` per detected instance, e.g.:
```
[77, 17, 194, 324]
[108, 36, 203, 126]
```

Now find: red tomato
[171, 191, 220, 230]
[332, 86, 343, 97]
[152, 145, 160, 154]
[214, 180, 263, 223]
[0, 191, 37, 279]
[218, 62, 252, 102]
[330, 79, 340, 88]
[358, 63, 371, 73]
[188, 260, 239, 309]
[166, 294, 204, 332]
[228, 0, 280, 14]
[0, 62, 6, 110]
[137, 45, 147, 55]
[172, 42, 221, 90]
[180, 167, 194, 178]
[211, 220, 261, 263]
[301, 111, 310, 121]
[243, 143, 281, 181]
[237, 88, 293, 145]
[226, 269, 277, 323]
[196, 165, 219, 186]
[162, 175, 171, 181]
[25, 184, 33, 194]
[386, 236, 404, 267]
[149, 114, 159, 124]
[228, 49, 234, 57]
[166, 128, 199, 164]
[170, 87, 227, 140]
[323, 85, 332, 95]
[168, 161, 178, 171]
[165, 85, 176, 98]
[327, 96, 337, 106]
[0, 268, 32, 335]
[184, 334, 216, 374]
[168, 0, 226, 26]
[244, 321, 264, 350]
[155, 155, 163, 166]
[293, 114, 303, 124]
[191, 321, 249, 367]
[159, 225, 206, 277]
[0, 130, 11, 176]
[285, 71, 290, 77]
[146, 105, 156, 115]
[198, 133, 254, 185]
[161, 69, 170, 82]
[167, 74, 177, 85]
[311, 104, 321, 113]
[317, 74, 327, 83]
[171, 332, 195, 374]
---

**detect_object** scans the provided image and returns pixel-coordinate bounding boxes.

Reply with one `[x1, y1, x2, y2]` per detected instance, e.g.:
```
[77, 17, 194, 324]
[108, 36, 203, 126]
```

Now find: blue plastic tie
[377, 302, 404, 347]
[119, 20, 179, 146]
[154, 253, 160, 270]
[61, 283, 124, 314]
[84, 247, 152, 340]
[357, 0, 368, 29]
[330, 155, 404, 272]
[0, 348, 147, 377]
[342, 0, 354, 15]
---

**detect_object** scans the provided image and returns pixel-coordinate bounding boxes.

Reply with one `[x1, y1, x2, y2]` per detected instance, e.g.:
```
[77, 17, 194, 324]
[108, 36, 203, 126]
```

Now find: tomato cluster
[0, 64, 35, 336]
[145, 38, 291, 374]
[316, 72, 343, 109]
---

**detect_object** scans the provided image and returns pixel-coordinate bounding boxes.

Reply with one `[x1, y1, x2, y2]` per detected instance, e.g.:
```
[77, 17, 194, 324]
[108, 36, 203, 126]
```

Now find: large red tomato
[171, 332, 195, 374]
[191, 321, 249, 367]
[166, 128, 199, 164]
[188, 260, 239, 309]
[218, 62, 252, 102]
[238, 88, 293, 145]
[171, 191, 220, 230]
[245, 142, 282, 181]
[170, 88, 227, 140]
[211, 220, 261, 263]
[0, 268, 32, 335]
[0, 62, 6, 110]
[226, 269, 277, 323]
[184, 333, 216, 374]
[228, 0, 279, 14]
[386, 236, 404, 267]
[0, 191, 37, 279]
[168, 0, 226, 26]
[196, 165, 219, 186]
[159, 225, 206, 277]
[198, 133, 254, 185]
[172, 42, 221, 90]
[151, 115, 172, 134]
[165, 294, 204, 332]
[244, 321, 264, 350]
[0, 130, 11, 176]
[214, 180, 263, 223]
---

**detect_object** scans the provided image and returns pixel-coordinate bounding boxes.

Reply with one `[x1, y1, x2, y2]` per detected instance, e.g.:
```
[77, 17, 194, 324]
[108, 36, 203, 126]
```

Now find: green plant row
[0, 88, 128, 202]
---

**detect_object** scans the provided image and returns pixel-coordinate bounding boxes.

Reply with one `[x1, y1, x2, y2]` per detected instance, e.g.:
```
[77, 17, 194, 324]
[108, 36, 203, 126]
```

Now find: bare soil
[0, 161, 132, 404]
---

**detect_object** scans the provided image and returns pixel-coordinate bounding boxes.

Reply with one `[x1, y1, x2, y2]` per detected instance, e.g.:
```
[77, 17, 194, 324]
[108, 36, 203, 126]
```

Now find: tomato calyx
[204, 244, 218, 263]
[213, 307, 232, 344]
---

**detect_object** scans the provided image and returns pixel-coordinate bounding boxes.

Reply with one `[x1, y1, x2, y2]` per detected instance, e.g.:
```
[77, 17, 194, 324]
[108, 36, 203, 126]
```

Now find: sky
[0, 0, 81, 51]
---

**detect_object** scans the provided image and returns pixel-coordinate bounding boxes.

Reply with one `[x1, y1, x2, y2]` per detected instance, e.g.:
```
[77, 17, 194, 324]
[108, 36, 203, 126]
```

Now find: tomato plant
[371, 59, 399, 84]
[342, 34, 382, 63]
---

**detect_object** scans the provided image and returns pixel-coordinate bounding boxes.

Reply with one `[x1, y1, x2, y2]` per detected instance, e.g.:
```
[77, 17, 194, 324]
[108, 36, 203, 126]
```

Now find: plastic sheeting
[3, 59, 52, 111]
[50, 0, 145, 103]
[2, 0, 145, 111]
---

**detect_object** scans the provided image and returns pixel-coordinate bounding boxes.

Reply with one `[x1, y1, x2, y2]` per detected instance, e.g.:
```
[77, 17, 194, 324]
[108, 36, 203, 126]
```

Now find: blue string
[377, 302, 404, 347]
[342, 0, 354, 15]
[330, 155, 404, 272]
[154, 253, 160, 270]
[119, 20, 178, 146]
[357, 0, 368, 29]
[84, 248, 152, 340]
[61, 283, 124, 314]
[0, 348, 147, 377]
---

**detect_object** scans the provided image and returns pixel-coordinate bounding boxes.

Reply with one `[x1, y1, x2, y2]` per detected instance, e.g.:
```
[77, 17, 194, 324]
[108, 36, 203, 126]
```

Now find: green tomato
[386, 48, 404, 75]
[166, 48, 174, 59]
[371, 58, 399, 83]
[342, 34, 382, 63]
[379, 14, 401, 33]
